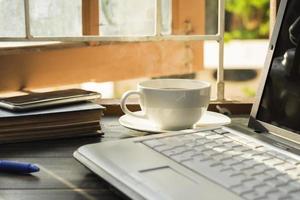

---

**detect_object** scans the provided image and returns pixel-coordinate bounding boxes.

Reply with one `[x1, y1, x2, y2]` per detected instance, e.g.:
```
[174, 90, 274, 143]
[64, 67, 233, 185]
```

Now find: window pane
[99, 0, 171, 36]
[29, 0, 82, 36]
[161, 0, 172, 35]
[205, 0, 218, 35]
[0, 0, 25, 37]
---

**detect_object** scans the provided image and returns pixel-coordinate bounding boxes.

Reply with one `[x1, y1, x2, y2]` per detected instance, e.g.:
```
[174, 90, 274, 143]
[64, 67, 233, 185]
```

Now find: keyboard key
[266, 190, 290, 200]
[185, 141, 199, 148]
[187, 134, 203, 139]
[223, 158, 240, 166]
[230, 172, 247, 181]
[212, 146, 230, 153]
[192, 153, 209, 161]
[161, 137, 185, 146]
[162, 146, 189, 156]
[275, 163, 296, 172]
[154, 145, 174, 152]
[219, 137, 234, 144]
[252, 154, 273, 162]
[209, 160, 223, 167]
[233, 156, 251, 167]
[195, 139, 207, 145]
[265, 177, 286, 187]
[202, 149, 218, 156]
[206, 134, 225, 140]
[243, 159, 259, 167]
[267, 150, 289, 161]
[285, 158, 300, 165]
[265, 169, 284, 177]
[224, 142, 243, 149]
[226, 150, 243, 157]
[242, 191, 266, 200]
[265, 158, 285, 166]
[231, 163, 247, 171]
[171, 151, 195, 162]
[288, 181, 300, 191]
[211, 164, 228, 173]
[213, 128, 229, 135]
[278, 181, 300, 193]
[243, 178, 262, 188]
[254, 172, 272, 181]
[195, 131, 215, 137]
[254, 184, 276, 195]
[246, 149, 262, 156]
[143, 139, 165, 148]
[194, 145, 209, 152]
[235, 146, 252, 153]
[253, 164, 269, 172]
[243, 168, 265, 177]
[177, 136, 196, 144]
[276, 174, 295, 183]
[204, 142, 220, 149]
[231, 184, 253, 195]
[212, 153, 232, 161]
[285, 168, 300, 179]
[223, 133, 241, 141]
[290, 190, 300, 199]
[220, 166, 235, 173]
[247, 142, 263, 149]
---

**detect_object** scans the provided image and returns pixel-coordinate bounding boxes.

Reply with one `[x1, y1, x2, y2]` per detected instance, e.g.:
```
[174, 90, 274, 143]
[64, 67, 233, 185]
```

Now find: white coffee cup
[120, 79, 211, 130]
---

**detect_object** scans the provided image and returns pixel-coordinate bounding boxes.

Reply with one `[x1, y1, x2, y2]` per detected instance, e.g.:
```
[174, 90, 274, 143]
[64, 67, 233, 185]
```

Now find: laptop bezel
[248, 0, 300, 144]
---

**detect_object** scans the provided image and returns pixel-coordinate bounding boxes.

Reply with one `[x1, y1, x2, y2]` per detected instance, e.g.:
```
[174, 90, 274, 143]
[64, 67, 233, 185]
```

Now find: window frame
[0, 0, 225, 101]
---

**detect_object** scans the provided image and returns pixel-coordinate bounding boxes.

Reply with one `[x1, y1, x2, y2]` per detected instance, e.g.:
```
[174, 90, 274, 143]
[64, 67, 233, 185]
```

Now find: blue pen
[0, 160, 39, 174]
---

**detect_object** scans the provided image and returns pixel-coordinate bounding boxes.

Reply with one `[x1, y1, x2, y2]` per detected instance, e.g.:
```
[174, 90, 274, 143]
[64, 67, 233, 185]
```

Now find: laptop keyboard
[142, 129, 300, 200]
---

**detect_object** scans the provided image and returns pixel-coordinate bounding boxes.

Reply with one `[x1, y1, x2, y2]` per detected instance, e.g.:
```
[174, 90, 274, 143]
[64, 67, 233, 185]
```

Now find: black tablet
[0, 89, 101, 111]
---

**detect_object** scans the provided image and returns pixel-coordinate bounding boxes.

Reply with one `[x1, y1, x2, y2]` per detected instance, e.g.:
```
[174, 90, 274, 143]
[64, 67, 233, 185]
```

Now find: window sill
[100, 98, 254, 116]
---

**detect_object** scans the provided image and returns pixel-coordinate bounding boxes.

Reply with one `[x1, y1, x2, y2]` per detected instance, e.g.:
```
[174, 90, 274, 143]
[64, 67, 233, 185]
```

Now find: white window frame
[0, 0, 226, 102]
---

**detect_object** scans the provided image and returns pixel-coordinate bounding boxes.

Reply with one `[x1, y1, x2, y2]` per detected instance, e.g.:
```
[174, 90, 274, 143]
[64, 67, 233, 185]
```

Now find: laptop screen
[257, 0, 300, 134]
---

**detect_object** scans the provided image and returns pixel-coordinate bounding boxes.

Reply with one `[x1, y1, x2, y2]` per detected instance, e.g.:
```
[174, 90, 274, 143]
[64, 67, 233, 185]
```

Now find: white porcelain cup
[120, 79, 211, 130]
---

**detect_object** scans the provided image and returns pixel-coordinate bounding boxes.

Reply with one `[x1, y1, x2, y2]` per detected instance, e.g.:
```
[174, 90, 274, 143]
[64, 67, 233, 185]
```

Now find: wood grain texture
[0, 0, 205, 92]
[0, 116, 139, 200]
[0, 41, 202, 91]
[100, 99, 253, 116]
[82, 0, 100, 36]
[0, 114, 249, 200]
[0, 190, 120, 200]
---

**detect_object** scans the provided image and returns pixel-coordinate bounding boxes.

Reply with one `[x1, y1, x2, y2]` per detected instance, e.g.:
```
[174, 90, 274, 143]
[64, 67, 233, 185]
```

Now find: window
[0, 0, 25, 37]
[0, 0, 273, 102]
[29, 0, 82, 36]
[0, 0, 171, 38]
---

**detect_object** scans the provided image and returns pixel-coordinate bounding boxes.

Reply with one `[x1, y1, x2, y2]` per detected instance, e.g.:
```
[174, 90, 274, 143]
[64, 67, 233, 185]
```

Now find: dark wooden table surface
[0, 115, 248, 200]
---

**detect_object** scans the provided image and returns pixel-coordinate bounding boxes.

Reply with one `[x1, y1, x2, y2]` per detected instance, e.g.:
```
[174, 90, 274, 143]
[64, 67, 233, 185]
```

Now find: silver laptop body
[74, 1, 300, 199]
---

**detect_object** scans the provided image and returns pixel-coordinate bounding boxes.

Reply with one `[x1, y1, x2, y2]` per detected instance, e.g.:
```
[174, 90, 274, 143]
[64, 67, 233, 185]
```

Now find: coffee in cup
[120, 79, 211, 130]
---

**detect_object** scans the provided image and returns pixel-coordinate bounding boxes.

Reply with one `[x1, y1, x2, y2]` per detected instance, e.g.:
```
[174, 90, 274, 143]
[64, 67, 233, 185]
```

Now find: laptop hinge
[248, 116, 269, 134]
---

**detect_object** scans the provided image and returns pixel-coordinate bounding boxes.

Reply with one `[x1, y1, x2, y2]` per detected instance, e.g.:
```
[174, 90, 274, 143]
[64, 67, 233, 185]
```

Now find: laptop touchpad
[138, 166, 202, 200]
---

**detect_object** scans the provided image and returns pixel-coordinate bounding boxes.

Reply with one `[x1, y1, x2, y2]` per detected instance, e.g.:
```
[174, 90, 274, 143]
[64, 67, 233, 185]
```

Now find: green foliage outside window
[225, 0, 270, 41]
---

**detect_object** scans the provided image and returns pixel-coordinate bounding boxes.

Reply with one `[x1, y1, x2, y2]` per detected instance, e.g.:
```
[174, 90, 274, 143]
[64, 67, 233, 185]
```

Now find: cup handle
[120, 90, 147, 119]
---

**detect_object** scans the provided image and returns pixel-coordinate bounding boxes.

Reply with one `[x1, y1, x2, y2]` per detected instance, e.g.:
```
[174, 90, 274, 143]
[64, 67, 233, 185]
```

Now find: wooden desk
[0, 114, 248, 200]
[0, 116, 145, 200]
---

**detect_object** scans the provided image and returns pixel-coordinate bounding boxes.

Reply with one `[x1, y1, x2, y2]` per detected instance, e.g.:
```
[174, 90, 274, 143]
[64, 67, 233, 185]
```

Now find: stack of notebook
[0, 102, 104, 143]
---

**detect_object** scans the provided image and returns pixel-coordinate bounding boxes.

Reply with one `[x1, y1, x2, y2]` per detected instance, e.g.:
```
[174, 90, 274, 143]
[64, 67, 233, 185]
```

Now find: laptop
[74, 0, 300, 199]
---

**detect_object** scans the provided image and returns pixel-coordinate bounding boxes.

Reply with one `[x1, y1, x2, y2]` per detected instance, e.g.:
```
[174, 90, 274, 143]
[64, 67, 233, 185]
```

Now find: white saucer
[119, 111, 231, 133]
